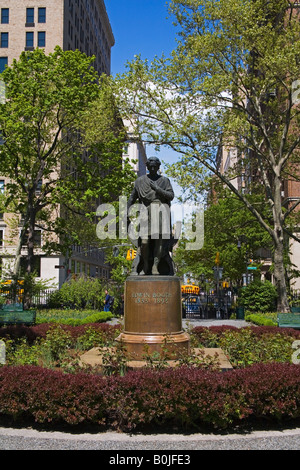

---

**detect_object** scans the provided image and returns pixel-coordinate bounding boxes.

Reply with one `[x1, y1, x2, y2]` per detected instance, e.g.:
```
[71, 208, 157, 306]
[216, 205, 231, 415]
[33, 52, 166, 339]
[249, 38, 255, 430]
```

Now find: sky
[104, 0, 185, 205]
[104, 0, 178, 76]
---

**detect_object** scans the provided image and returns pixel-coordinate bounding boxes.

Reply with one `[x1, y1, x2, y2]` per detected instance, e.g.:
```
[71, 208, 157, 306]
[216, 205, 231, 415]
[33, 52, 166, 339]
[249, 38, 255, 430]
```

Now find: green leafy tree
[174, 190, 272, 285]
[115, 0, 300, 312]
[0, 48, 135, 278]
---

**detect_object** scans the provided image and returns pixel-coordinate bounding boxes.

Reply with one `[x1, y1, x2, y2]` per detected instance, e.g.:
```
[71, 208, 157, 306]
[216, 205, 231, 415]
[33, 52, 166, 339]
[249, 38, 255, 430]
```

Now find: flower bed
[0, 324, 300, 432]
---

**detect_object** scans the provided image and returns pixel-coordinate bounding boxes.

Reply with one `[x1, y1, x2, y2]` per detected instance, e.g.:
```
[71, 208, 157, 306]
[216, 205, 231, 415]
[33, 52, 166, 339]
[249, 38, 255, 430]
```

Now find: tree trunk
[273, 174, 290, 313]
[26, 213, 35, 276]
[13, 220, 28, 277]
[273, 238, 290, 312]
[12, 204, 36, 308]
[23, 209, 37, 309]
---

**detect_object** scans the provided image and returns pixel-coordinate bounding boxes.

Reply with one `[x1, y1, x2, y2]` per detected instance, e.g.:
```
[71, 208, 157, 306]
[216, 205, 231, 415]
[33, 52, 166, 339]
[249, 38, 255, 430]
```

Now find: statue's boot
[152, 257, 160, 275]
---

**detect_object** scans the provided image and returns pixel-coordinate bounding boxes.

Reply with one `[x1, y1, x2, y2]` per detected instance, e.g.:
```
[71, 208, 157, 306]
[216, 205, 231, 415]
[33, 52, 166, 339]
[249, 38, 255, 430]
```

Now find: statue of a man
[127, 156, 175, 275]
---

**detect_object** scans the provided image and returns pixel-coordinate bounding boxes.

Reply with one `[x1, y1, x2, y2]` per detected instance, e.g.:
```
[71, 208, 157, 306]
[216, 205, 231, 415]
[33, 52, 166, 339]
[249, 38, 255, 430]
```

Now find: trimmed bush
[36, 310, 113, 325]
[238, 280, 277, 313]
[246, 313, 277, 326]
[0, 363, 300, 432]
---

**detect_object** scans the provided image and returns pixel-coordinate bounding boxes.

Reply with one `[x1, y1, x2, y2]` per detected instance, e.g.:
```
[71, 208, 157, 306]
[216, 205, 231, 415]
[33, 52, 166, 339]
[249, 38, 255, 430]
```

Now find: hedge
[0, 322, 121, 344]
[36, 310, 113, 326]
[0, 363, 300, 432]
[246, 314, 277, 326]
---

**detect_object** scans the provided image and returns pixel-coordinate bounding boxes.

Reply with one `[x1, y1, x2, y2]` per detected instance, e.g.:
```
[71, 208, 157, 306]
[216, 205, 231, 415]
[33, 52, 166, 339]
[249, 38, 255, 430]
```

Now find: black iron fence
[0, 286, 57, 308]
[182, 291, 234, 319]
[31, 289, 57, 307]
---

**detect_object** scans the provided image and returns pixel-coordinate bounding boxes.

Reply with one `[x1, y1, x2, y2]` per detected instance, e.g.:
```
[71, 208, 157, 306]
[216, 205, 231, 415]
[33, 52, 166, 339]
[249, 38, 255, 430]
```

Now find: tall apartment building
[0, 0, 114, 74]
[0, 0, 146, 289]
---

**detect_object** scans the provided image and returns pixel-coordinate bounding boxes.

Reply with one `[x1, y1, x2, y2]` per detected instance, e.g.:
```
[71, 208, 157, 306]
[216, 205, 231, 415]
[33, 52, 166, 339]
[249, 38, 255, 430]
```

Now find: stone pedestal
[116, 276, 190, 359]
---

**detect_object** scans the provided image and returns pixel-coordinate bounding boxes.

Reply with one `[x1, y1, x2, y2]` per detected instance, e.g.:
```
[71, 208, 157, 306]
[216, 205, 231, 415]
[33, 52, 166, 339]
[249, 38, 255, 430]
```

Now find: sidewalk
[183, 318, 249, 328]
[109, 317, 250, 329]
[1, 422, 300, 450]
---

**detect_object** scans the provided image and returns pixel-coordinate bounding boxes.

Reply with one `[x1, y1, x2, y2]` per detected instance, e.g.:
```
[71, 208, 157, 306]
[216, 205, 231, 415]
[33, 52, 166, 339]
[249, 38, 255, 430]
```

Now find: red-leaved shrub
[0, 363, 299, 432]
[0, 323, 120, 344]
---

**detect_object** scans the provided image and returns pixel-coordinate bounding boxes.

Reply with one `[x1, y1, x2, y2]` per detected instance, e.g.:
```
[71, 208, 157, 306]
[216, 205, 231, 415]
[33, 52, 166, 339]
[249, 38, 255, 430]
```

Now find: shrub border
[0, 324, 300, 433]
[0, 363, 300, 432]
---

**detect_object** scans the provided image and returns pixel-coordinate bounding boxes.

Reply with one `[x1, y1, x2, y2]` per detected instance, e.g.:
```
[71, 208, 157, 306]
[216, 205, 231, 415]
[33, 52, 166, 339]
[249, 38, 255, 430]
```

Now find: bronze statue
[127, 156, 176, 276]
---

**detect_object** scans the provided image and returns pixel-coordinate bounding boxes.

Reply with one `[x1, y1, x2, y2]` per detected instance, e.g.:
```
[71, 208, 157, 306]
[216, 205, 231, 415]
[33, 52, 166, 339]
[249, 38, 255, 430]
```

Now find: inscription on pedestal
[116, 276, 190, 359]
[131, 292, 172, 304]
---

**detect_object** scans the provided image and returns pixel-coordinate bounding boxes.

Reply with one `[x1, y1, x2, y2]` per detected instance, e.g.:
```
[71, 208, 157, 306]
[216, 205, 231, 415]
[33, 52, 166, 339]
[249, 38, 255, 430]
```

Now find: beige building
[0, 0, 120, 289]
[0, 0, 114, 74]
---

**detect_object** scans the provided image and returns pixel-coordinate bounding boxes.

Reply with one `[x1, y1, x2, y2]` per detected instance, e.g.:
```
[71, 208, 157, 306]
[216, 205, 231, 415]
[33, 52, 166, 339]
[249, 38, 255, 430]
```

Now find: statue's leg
[140, 238, 150, 275]
[152, 239, 163, 275]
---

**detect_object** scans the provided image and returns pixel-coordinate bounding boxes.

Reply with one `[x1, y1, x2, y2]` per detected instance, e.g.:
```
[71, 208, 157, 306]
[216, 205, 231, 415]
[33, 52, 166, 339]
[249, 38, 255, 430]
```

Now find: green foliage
[238, 280, 278, 313]
[219, 328, 293, 368]
[191, 325, 297, 368]
[48, 276, 105, 310]
[116, 0, 300, 311]
[173, 190, 271, 284]
[75, 326, 119, 350]
[42, 325, 73, 362]
[0, 48, 135, 275]
[245, 313, 277, 326]
[36, 309, 112, 326]
[100, 343, 129, 376]
[4, 338, 40, 366]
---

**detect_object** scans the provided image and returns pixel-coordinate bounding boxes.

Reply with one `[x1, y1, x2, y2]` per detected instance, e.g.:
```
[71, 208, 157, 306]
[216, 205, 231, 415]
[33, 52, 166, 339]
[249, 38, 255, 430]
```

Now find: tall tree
[0, 47, 134, 277]
[173, 189, 273, 286]
[115, 0, 300, 312]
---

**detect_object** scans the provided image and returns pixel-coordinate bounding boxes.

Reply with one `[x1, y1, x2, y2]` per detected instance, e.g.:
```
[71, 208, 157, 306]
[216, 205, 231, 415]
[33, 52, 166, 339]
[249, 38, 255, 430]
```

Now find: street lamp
[213, 253, 223, 318]
[237, 236, 250, 286]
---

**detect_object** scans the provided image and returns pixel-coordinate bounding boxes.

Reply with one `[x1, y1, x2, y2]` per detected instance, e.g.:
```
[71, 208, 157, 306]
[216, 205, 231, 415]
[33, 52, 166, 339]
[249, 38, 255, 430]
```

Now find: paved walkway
[183, 318, 249, 328]
[1, 425, 300, 450]
[109, 317, 250, 329]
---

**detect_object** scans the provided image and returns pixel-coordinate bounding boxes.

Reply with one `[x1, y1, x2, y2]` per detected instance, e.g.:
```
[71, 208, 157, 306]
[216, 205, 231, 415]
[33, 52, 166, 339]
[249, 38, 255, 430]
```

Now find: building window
[0, 229, 3, 247]
[0, 57, 7, 73]
[25, 32, 34, 49]
[38, 31, 45, 48]
[38, 7, 46, 23]
[26, 8, 34, 26]
[1, 8, 9, 24]
[0, 33, 8, 48]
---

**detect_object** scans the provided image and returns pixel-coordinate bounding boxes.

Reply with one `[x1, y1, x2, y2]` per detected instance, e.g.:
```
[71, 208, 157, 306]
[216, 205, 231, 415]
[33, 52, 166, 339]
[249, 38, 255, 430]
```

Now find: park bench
[277, 313, 300, 329]
[0, 303, 36, 326]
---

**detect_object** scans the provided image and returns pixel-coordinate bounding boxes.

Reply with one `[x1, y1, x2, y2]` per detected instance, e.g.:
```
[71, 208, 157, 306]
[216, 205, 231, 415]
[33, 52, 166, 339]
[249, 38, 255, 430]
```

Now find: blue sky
[104, 0, 178, 76]
[104, 1, 186, 205]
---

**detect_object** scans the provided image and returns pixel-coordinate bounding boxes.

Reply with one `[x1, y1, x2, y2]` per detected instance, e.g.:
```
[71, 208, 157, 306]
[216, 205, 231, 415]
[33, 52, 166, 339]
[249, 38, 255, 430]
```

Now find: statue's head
[146, 156, 161, 170]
